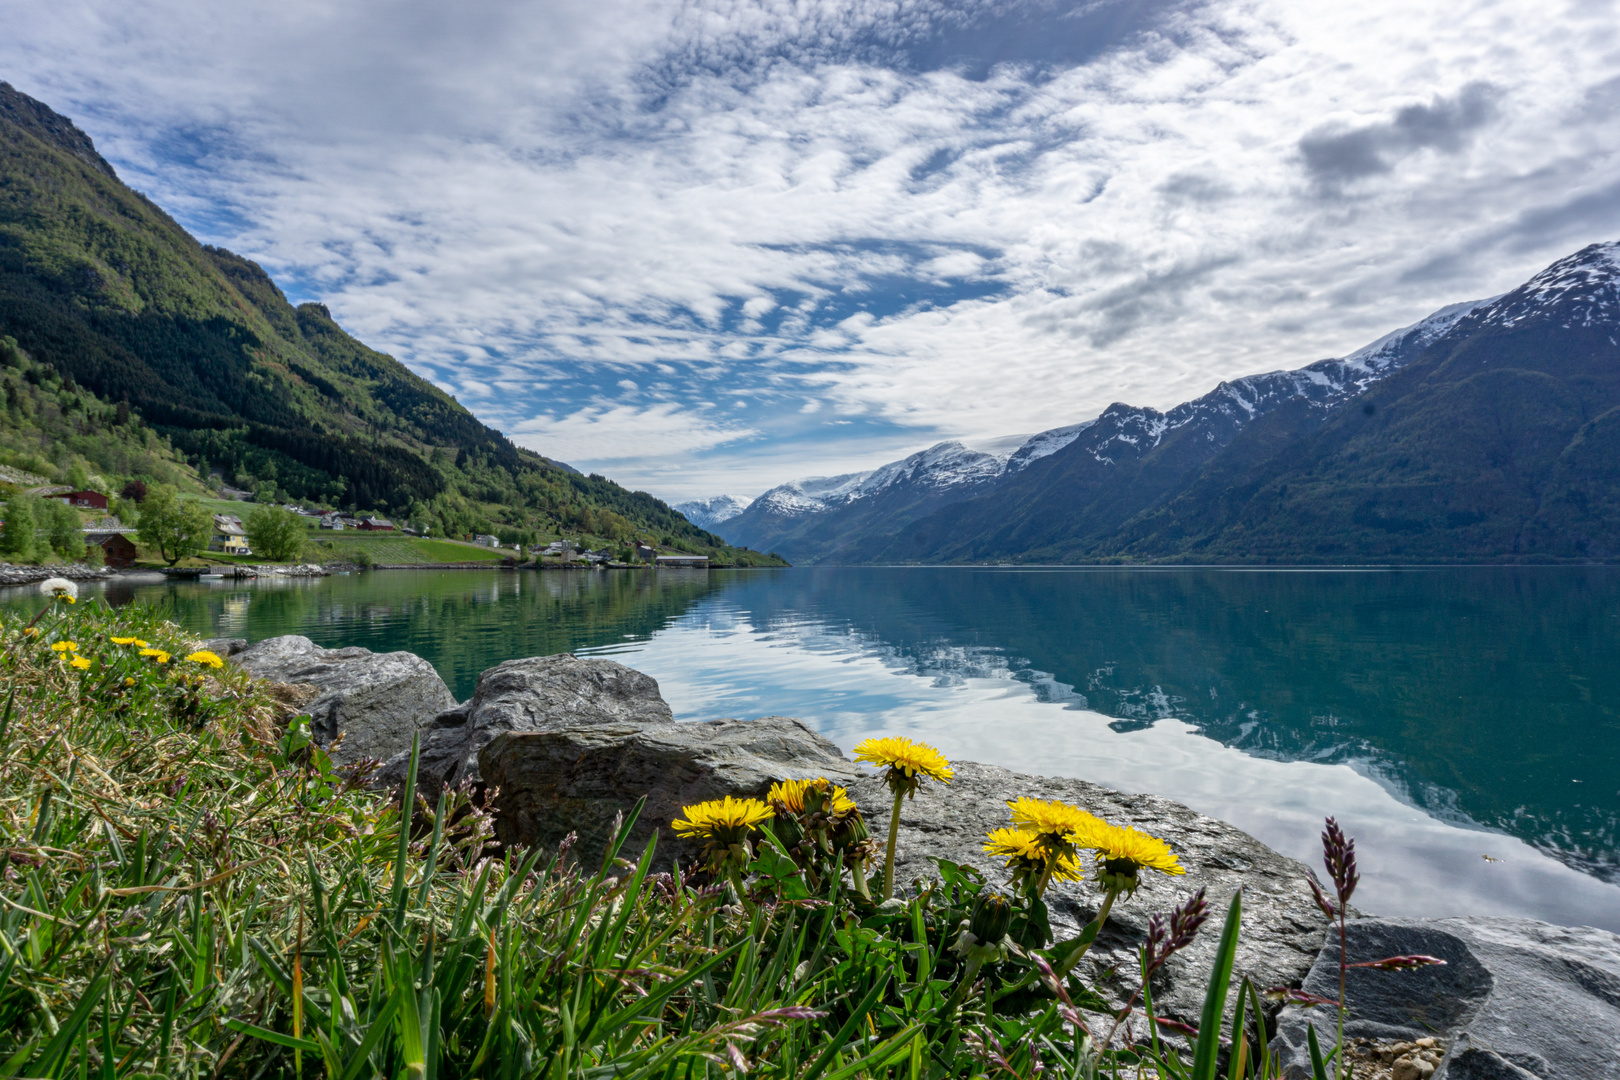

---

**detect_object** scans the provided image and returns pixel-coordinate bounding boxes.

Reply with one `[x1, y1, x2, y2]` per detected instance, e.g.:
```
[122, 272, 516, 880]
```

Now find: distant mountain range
[700, 242, 1620, 564]
[0, 82, 780, 564]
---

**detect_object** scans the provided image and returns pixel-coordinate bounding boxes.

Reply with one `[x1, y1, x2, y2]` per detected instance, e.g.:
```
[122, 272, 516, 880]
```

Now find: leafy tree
[246, 504, 307, 562]
[135, 484, 212, 566]
[39, 500, 85, 559]
[255, 483, 278, 505]
[0, 494, 36, 561]
[65, 462, 91, 491]
[119, 479, 148, 503]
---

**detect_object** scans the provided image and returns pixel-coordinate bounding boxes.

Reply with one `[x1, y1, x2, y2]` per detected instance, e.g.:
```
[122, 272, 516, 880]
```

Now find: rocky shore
[0, 562, 113, 586]
[210, 634, 1620, 1078]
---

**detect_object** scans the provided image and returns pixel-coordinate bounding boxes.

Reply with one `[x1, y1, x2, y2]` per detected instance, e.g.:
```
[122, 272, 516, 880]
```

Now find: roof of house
[213, 514, 246, 533]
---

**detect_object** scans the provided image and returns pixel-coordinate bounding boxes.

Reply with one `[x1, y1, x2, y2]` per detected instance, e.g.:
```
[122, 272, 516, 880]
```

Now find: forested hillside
[0, 81, 782, 563]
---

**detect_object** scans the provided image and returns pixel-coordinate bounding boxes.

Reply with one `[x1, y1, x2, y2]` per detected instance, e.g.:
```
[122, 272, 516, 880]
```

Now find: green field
[303, 530, 509, 564]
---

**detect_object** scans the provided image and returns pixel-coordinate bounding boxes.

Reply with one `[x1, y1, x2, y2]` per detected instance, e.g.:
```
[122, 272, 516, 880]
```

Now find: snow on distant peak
[674, 495, 752, 530]
[1005, 422, 1096, 473]
[1341, 296, 1497, 373]
[1473, 240, 1620, 331]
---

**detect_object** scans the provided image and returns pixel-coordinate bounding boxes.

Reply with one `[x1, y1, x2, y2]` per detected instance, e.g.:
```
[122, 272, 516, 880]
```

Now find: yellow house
[210, 514, 251, 555]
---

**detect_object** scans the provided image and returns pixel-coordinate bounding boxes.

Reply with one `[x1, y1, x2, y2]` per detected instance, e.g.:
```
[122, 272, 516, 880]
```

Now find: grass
[1, 596, 1399, 1078]
[304, 533, 510, 564]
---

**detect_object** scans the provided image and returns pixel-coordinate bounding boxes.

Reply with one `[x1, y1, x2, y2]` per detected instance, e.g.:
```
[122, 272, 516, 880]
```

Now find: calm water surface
[17, 566, 1619, 929]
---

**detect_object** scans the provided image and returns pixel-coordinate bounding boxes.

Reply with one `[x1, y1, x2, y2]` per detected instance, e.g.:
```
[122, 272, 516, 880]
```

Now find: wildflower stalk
[882, 787, 904, 901]
[1052, 881, 1122, 980]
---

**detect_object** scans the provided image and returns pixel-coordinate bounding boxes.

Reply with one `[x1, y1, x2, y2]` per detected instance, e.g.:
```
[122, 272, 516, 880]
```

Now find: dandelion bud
[969, 891, 1014, 946]
[1097, 856, 1142, 897]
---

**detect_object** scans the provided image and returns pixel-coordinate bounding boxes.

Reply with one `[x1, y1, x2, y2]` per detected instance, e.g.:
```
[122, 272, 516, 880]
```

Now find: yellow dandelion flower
[768, 777, 858, 816]
[23, 627, 38, 637]
[853, 736, 953, 789]
[984, 826, 1084, 885]
[856, 735, 952, 901]
[50, 641, 78, 653]
[139, 647, 171, 664]
[63, 596, 76, 604]
[1088, 822, 1185, 895]
[69, 656, 92, 670]
[671, 796, 774, 841]
[1007, 797, 1109, 846]
[185, 650, 225, 669]
[124, 677, 136, 687]
[111, 636, 142, 646]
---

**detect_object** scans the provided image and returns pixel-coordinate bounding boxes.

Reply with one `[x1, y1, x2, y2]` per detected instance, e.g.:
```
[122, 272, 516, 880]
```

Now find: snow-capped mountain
[721, 294, 1492, 560]
[673, 495, 752, 531]
[1465, 240, 1619, 332]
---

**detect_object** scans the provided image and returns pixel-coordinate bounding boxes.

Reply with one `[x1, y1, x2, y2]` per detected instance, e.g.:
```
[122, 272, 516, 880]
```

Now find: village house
[209, 514, 251, 555]
[473, 534, 501, 547]
[85, 532, 138, 568]
[318, 512, 345, 530]
[357, 516, 394, 531]
[59, 490, 109, 510]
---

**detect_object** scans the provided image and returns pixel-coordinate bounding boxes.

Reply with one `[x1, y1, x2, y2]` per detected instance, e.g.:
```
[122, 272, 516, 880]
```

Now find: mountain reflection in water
[14, 565, 1617, 927]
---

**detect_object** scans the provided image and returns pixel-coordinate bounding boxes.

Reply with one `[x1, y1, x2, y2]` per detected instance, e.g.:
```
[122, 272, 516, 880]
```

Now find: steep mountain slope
[880, 297, 1493, 563]
[889, 242, 1619, 564]
[0, 81, 780, 563]
[728, 295, 1486, 564]
[1104, 242, 1620, 562]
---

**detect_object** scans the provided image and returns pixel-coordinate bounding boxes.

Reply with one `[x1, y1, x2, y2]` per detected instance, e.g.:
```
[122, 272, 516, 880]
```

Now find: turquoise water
[16, 565, 1620, 929]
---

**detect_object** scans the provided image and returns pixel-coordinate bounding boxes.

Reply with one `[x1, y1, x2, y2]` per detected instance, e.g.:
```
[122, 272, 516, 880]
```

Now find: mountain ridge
[716, 292, 1502, 563]
[0, 81, 782, 564]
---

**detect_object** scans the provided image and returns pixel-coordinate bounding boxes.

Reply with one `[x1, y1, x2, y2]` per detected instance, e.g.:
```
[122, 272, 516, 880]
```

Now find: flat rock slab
[231, 635, 456, 765]
[482, 715, 856, 869]
[847, 762, 1330, 1025]
[1273, 917, 1620, 1079]
[380, 653, 676, 798]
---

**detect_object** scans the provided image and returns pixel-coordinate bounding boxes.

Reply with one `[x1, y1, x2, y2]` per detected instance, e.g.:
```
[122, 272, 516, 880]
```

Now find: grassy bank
[2, 593, 1382, 1078]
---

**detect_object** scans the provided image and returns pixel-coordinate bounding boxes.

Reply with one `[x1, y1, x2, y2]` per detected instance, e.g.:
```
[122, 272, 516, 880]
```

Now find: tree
[255, 483, 278, 505]
[120, 479, 148, 503]
[0, 494, 36, 561]
[39, 500, 85, 559]
[135, 484, 212, 566]
[246, 505, 307, 562]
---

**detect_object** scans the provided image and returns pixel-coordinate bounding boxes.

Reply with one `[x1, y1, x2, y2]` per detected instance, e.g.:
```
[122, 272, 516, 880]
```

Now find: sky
[4, 0, 1620, 502]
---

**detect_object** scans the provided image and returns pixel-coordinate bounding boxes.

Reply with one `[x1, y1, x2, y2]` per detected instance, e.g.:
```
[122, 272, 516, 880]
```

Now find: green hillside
[0, 81, 783, 565]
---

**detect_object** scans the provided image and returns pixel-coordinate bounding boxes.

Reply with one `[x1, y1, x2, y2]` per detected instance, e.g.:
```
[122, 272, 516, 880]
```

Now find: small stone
[1414, 1037, 1437, 1049]
[1392, 1055, 1432, 1080]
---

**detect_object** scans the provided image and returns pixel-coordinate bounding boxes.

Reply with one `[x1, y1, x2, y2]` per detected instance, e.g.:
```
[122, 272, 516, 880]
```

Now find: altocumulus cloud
[4, 0, 1620, 500]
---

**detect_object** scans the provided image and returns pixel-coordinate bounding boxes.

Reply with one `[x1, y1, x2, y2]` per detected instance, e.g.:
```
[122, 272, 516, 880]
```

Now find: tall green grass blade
[1191, 888, 1243, 1080]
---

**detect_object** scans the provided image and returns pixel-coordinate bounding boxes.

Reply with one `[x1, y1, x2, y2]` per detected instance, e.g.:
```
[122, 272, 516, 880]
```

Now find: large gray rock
[846, 762, 1331, 1026]
[1273, 917, 1620, 1079]
[232, 635, 456, 765]
[379, 653, 675, 798]
[481, 715, 856, 869]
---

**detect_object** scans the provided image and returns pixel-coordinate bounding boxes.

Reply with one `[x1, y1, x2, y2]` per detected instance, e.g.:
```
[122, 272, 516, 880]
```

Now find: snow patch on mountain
[1471, 240, 1620, 331]
[674, 495, 752, 530]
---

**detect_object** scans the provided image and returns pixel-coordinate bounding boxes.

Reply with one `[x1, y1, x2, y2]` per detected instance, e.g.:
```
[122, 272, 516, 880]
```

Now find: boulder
[1273, 917, 1620, 1079]
[845, 762, 1331, 1026]
[377, 653, 675, 798]
[481, 715, 856, 869]
[231, 635, 456, 765]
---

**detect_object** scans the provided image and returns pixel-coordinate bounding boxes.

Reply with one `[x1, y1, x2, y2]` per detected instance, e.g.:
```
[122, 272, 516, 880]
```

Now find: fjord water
[29, 566, 1620, 929]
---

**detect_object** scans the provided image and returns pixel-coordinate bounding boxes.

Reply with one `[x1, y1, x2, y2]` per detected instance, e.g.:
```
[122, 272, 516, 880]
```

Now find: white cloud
[5, 0, 1620, 502]
[512, 403, 759, 461]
